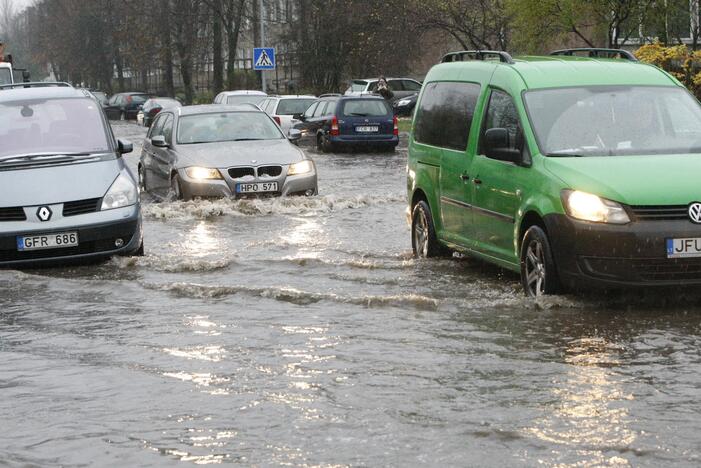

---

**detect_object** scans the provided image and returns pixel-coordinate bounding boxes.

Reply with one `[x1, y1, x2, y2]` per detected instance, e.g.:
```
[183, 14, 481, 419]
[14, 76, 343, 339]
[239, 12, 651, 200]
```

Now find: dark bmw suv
[293, 95, 398, 152]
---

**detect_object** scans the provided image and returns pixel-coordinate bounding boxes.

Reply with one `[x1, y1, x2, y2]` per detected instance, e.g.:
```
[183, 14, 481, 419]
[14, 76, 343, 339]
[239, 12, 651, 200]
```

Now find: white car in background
[213, 90, 267, 106]
[258, 95, 317, 134]
[344, 78, 422, 102]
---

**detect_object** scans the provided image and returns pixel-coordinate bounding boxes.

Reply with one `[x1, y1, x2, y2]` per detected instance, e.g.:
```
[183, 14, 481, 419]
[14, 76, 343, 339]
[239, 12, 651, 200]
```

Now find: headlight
[562, 190, 630, 224]
[397, 99, 411, 106]
[102, 172, 138, 210]
[185, 167, 222, 180]
[288, 160, 314, 176]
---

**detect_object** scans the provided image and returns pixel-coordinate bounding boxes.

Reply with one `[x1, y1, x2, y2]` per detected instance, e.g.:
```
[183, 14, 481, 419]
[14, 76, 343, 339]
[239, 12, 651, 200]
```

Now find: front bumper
[177, 165, 318, 199]
[544, 213, 701, 288]
[0, 208, 142, 267]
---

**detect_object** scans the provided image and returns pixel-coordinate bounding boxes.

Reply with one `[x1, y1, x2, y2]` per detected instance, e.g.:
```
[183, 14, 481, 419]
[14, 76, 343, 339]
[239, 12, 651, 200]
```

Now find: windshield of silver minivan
[524, 86, 701, 157]
[0, 98, 111, 158]
[177, 111, 284, 144]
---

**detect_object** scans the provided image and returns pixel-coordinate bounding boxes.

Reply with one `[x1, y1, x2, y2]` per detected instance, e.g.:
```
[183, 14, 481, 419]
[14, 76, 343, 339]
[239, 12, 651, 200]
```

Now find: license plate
[236, 182, 279, 194]
[17, 231, 78, 251]
[356, 126, 379, 133]
[667, 238, 701, 258]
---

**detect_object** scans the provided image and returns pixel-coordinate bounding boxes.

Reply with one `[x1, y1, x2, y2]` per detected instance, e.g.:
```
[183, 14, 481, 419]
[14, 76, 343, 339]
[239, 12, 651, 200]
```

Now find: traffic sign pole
[259, 0, 266, 93]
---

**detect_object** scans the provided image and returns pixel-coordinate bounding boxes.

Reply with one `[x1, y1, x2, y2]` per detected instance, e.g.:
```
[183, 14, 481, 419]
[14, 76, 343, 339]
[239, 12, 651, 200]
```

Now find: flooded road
[2, 122, 701, 467]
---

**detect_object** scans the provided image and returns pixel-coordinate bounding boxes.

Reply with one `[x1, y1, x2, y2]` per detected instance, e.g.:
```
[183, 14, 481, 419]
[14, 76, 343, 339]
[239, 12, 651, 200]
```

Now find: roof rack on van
[441, 50, 515, 64]
[0, 81, 73, 90]
[549, 48, 638, 61]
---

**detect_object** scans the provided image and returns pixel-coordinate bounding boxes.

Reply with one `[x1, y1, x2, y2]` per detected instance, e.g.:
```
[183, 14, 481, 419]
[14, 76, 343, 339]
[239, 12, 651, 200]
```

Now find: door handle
[473, 178, 482, 185]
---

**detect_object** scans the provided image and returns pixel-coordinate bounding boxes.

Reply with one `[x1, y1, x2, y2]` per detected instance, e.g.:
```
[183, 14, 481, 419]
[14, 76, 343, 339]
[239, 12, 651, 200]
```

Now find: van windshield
[524, 86, 701, 156]
[0, 98, 111, 158]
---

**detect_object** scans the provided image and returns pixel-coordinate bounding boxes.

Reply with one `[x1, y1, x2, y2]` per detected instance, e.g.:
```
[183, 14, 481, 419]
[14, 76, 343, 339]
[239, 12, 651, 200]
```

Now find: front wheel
[520, 226, 561, 297]
[412, 201, 449, 258]
[169, 173, 184, 201]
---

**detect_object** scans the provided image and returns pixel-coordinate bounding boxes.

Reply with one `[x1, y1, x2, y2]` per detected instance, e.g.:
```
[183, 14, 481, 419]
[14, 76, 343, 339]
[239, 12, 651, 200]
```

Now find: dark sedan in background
[104, 92, 150, 120]
[137, 97, 181, 127]
[393, 92, 418, 117]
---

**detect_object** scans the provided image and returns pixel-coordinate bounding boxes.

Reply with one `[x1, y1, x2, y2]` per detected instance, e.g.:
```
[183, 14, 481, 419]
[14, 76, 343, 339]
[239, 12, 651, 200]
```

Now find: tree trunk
[213, 9, 223, 94]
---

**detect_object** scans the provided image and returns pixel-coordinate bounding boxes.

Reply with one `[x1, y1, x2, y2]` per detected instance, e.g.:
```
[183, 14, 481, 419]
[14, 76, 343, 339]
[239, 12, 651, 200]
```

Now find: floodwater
[2, 122, 701, 467]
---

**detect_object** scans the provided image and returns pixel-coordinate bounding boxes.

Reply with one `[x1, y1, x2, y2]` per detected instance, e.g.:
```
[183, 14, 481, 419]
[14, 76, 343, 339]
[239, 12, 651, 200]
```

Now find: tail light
[330, 116, 340, 136]
[273, 116, 281, 126]
[393, 115, 399, 136]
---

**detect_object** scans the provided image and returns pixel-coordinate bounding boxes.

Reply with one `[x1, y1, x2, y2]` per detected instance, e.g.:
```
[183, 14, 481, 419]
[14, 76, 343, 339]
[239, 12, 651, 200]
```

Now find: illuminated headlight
[101, 172, 138, 210]
[562, 190, 630, 224]
[185, 167, 222, 180]
[288, 160, 314, 176]
[396, 99, 411, 106]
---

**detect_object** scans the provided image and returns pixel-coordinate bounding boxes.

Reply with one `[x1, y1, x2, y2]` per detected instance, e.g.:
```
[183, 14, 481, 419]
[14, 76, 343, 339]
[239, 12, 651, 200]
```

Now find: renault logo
[37, 206, 52, 222]
[689, 203, 701, 224]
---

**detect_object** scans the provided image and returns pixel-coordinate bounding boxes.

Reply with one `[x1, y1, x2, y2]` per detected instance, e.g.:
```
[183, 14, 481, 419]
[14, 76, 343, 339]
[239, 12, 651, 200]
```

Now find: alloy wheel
[413, 209, 430, 257]
[524, 239, 547, 297]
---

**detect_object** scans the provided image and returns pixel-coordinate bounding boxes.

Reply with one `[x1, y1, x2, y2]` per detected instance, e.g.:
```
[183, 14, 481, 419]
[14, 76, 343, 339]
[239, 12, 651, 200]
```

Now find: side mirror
[151, 135, 168, 148]
[296, 114, 306, 122]
[22, 70, 30, 82]
[117, 139, 133, 154]
[484, 128, 522, 164]
[288, 128, 302, 144]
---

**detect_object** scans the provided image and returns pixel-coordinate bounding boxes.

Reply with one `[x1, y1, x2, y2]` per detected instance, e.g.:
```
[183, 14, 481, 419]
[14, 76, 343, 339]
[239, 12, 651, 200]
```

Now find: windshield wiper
[545, 152, 584, 158]
[348, 113, 369, 117]
[0, 152, 95, 163]
[232, 138, 265, 141]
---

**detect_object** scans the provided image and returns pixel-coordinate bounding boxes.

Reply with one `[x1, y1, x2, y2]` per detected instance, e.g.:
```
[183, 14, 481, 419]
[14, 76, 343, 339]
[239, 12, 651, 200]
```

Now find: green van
[407, 48, 701, 296]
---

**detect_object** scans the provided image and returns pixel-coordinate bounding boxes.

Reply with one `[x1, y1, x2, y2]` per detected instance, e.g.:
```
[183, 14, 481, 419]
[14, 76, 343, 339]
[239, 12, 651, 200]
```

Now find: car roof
[269, 95, 316, 100]
[0, 86, 92, 103]
[176, 104, 264, 116]
[356, 77, 417, 83]
[426, 56, 678, 90]
[220, 90, 267, 96]
[337, 95, 386, 101]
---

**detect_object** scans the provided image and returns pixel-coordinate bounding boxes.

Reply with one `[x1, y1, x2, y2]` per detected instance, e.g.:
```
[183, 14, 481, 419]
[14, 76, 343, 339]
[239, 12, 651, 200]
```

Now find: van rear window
[341, 100, 391, 117]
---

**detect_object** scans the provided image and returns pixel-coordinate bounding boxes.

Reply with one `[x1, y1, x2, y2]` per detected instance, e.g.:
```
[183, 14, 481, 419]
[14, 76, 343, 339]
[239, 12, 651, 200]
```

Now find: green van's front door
[470, 88, 529, 266]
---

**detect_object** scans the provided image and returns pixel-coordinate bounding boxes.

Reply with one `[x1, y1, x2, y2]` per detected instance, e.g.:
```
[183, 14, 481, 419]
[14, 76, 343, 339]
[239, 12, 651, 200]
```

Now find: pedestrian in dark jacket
[376, 76, 394, 101]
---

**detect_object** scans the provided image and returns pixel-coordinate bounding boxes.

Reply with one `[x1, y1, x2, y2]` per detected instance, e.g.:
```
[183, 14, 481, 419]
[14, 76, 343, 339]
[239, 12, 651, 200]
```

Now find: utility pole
[259, 0, 266, 93]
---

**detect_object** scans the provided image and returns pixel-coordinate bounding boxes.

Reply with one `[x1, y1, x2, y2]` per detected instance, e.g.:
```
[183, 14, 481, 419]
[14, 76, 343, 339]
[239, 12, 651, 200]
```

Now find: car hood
[175, 139, 306, 168]
[544, 154, 701, 205]
[0, 159, 121, 207]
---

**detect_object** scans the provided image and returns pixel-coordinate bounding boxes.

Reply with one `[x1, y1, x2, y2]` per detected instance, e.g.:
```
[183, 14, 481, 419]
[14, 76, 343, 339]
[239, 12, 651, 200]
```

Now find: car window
[402, 80, 422, 92]
[177, 112, 284, 144]
[0, 97, 111, 158]
[388, 80, 403, 91]
[367, 82, 379, 92]
[313, 102, 328, 118]
[340, 99, 391, 117]
[149, 114, 166, 138]
[304, 102, 318, 118]
[480, 90, 521, 157]
[131, 95, 148, 104]
[162, 114, 174, 144]
[0, 68, 12, 85]
[350, 80, 368, 92]
[227, 95, 266, 105]
[108, 95, 118, 106]
[414, 82, 481, 151]
[276, 99, 316, 115]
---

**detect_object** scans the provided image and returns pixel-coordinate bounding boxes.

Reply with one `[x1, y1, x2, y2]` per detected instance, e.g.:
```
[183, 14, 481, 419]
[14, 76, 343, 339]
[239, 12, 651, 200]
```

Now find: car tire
[412, 200, 450, 258]
[316, 134, 323, 152]
[138, 165, 147, 192]
[169, 173, 184, 201]
[520, 225, 561, 297]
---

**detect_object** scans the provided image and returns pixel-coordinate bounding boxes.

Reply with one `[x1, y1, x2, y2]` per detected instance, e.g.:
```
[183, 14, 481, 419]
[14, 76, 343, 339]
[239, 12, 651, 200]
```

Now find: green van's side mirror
[484, 128, 522, 164]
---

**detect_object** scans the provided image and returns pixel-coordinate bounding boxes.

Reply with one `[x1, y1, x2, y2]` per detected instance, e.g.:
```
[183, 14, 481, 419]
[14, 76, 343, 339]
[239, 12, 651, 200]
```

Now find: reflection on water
[527, 336, 636, 465]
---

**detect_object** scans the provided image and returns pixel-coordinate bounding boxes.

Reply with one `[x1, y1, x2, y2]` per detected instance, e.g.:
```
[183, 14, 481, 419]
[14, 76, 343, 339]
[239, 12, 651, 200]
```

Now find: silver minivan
[0, 85, 143, 267]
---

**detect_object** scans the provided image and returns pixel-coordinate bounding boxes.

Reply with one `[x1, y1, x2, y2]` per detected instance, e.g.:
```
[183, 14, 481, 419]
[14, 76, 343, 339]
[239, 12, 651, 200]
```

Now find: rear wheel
[412, 201, 449, 258]
[520, 226, 561, 297]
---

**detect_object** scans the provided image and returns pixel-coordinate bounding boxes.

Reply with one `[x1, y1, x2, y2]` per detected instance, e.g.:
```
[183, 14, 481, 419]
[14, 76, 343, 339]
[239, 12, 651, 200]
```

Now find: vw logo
[689, 203, 701, 224]
[37, 206, 52, 222]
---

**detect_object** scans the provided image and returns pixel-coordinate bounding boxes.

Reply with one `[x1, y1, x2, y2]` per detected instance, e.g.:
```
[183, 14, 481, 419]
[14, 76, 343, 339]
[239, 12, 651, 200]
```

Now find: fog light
[115, 238, 124, 248]
[305, 189, 314, 196]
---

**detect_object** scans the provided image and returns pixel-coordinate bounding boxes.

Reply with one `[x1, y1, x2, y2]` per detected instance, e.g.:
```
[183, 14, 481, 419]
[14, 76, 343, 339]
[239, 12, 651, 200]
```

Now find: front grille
[228, 167, 255, 179]
[629, 205, 689, 221]
[63, 198, 101, 217]
[257, 165, 282, 177]
[631, 258, 701, 281]
[0, 207, 26, 222]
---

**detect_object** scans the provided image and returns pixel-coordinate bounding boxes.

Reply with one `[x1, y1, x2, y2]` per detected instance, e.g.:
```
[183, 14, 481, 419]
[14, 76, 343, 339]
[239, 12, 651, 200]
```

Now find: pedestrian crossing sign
[253, 48, 276, 70]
